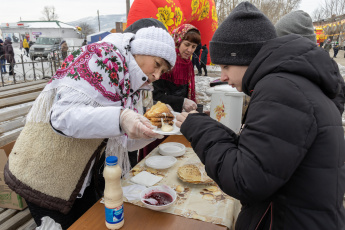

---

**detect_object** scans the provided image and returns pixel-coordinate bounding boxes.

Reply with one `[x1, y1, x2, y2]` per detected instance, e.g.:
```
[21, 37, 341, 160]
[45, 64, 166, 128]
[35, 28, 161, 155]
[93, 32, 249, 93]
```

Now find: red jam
[144, 191, 173, 206]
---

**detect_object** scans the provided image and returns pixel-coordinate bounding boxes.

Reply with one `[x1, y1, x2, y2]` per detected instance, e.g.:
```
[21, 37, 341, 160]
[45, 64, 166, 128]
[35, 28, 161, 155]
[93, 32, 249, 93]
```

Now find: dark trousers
[192, 55, 201, 74]
[25, 48, 29, 56]
[0, 59, 6, 73]
[200, 62, 207, 76]
[9, 62, 14, 75]
[334, 49, 339, 57]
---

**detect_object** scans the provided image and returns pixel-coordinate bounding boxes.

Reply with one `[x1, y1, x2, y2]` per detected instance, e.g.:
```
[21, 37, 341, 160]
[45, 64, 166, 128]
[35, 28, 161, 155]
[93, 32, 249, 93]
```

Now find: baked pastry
[144, 101, 174, 118]
[144, 101, 174, 128]
[177, 163, 213, 184]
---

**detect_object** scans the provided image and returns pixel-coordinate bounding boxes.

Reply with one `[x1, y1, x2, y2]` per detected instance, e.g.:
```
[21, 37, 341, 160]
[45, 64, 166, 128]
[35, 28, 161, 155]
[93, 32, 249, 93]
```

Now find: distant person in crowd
[0, 39, 6, 74]
[23, 38, 29, 57]
[4, 37, 15, 76]
[200, 44, 208, 76]
[60, 40, 68, 60]
[19, 39, 23, 52]
[323, 38, 332, 54]
[333, 42, 340, 58]
[192, 43, 202, 76]
[176, 2, 345, 229]
[275, 9, 345, 114]
[81, 39, 87, 46]
[342, 39, 345, 51]
[4, 26, 175, 229]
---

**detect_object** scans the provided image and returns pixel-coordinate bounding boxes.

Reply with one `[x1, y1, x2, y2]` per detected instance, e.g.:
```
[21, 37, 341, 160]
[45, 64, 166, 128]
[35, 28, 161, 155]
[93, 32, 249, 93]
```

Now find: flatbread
[177, 163, 213, 184]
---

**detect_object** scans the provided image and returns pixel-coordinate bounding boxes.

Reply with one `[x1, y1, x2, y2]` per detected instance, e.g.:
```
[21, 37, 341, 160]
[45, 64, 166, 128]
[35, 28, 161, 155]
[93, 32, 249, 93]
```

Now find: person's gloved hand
[183, 98, 197, 112]
[120, 109, 163, 139]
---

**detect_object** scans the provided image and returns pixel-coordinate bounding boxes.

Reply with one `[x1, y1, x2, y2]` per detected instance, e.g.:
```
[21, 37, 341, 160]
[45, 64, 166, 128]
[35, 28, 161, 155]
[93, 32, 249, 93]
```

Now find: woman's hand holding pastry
[120, 109, 164, 139]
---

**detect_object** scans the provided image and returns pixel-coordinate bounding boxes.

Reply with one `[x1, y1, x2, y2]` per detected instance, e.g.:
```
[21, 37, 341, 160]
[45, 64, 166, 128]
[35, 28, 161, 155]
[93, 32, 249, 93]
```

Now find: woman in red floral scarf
[153, 24, 201, 112]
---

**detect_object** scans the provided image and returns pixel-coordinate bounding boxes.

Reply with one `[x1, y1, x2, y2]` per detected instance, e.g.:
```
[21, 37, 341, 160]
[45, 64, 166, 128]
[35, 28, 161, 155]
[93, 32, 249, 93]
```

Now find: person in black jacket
[0, 39, 6, 74]
[192, 43, 202, 76]
[176, 2, 345, 230]
[200, 44, 208, 76]
[4, 37, 15, 76]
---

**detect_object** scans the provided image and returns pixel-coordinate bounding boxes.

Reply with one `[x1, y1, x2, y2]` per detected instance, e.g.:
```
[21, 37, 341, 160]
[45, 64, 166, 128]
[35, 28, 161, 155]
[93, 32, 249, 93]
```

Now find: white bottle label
[105, 204, 124, 224]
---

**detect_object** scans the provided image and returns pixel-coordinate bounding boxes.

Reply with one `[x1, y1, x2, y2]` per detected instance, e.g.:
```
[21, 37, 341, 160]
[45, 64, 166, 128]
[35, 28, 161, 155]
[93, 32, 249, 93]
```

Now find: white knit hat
[131, 26, 176, 68]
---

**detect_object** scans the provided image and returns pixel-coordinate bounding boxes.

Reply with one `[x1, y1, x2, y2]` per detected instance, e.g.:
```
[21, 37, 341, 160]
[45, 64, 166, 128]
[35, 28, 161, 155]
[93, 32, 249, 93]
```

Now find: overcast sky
[0, 0, 323, 24]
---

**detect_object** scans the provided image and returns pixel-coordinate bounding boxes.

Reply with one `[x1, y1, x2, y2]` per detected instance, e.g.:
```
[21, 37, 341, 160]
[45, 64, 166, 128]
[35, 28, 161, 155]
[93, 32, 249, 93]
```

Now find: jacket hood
[242, 34, 341, 99]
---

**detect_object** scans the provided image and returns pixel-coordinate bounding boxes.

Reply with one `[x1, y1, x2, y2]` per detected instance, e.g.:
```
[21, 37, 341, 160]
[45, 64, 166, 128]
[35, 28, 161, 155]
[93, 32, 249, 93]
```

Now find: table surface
[68, 135, 228, 230]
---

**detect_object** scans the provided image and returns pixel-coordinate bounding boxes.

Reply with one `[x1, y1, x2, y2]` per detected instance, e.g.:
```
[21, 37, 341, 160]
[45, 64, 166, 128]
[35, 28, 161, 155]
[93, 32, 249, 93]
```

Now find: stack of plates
[158, 142, 186, 157]
[145, 156, 177, 170]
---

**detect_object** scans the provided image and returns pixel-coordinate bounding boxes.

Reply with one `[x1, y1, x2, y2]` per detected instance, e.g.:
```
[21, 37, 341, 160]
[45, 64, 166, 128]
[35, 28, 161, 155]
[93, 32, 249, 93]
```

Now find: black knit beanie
[210, 1, 277, 65]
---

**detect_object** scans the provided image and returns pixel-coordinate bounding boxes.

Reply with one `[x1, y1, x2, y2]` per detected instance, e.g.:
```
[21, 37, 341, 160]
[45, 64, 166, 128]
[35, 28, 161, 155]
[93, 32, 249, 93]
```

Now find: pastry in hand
[144, 101, 174, 128]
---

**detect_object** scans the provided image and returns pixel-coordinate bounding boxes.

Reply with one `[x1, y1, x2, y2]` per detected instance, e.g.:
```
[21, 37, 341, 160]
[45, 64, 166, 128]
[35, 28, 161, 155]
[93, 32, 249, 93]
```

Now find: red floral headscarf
[160, 24, 200, 102]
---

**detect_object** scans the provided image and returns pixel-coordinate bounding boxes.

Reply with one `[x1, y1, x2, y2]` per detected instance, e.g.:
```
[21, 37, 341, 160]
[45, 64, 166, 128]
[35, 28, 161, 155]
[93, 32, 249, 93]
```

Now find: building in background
[0, 21, 80, 43]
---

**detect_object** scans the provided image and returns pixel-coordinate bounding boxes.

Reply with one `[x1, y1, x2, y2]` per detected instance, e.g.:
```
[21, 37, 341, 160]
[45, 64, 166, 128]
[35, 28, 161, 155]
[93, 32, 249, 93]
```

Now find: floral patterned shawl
[27, 33, 149, 175]
[160, 24, 200, 102]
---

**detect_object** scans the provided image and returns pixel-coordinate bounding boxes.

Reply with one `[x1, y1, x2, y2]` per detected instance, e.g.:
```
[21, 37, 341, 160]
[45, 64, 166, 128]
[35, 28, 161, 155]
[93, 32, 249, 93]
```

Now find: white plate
[145, 156, 177, 169]
[159, 142, 186, 157]
[152, 112, 182, 135]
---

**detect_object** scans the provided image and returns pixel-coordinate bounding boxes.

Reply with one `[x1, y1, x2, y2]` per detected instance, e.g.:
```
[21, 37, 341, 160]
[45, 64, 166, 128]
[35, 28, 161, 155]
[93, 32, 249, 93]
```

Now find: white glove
[120, 109, 163, 139]
[183, 98, 197, 112]
[127, 138, 156, 151]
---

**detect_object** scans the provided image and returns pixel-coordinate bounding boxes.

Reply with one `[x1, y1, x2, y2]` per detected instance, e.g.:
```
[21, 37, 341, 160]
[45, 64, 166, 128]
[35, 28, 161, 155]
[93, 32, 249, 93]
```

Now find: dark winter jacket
[181, 34, 345, 230]
[152, 79, 187, 112]
[4, 40, 15, 63]
[193, 43, 202, 57]
[0, 44, 5, 60]
[200, 45, 208, 65]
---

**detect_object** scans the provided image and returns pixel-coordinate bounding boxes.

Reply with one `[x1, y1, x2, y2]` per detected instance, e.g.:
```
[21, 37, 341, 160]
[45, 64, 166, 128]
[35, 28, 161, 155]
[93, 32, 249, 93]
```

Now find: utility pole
[97, 10, 101, 32]
[126, 0, 130, 20]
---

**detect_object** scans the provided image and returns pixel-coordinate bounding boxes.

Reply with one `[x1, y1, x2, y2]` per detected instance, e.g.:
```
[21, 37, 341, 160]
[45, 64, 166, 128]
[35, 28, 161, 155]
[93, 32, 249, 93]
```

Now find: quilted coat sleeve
[181, 76, 318, 204]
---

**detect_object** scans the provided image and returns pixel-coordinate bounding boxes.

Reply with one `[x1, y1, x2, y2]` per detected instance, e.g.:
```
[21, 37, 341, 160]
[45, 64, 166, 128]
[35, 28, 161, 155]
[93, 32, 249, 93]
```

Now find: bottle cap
[106, 156, 118, 166]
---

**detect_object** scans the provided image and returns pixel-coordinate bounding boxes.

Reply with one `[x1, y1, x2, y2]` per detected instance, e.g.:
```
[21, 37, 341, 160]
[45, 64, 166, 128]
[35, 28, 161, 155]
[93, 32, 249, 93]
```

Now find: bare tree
[79, 22, 95, 39]
[40, 6, 59, 21]
[312, 0, 345, 20]
[214, 0, 301, 25]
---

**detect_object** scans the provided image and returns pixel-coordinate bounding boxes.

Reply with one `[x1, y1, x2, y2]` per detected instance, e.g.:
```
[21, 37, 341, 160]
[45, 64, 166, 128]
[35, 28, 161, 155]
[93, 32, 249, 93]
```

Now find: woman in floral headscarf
[153, 24, 201, 112]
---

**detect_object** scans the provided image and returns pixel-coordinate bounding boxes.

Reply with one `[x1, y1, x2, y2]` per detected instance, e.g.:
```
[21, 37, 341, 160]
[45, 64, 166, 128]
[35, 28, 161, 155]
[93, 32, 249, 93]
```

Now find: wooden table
[68, 135, 228, 230]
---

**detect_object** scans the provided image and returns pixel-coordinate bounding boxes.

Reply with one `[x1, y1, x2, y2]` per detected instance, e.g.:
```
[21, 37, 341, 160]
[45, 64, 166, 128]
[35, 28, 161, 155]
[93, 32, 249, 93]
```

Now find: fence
[0, 46, 81, 87]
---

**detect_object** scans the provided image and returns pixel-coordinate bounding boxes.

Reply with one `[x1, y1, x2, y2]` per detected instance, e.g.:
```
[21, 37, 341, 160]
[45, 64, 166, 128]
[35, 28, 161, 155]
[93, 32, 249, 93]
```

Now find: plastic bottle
[104, 156, 124, 229]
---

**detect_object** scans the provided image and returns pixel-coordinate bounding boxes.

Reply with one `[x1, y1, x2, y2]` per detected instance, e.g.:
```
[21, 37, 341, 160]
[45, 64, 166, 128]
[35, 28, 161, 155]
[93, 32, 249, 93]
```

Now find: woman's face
[179, 40, 198, 59]
[134, 55, 169, 85]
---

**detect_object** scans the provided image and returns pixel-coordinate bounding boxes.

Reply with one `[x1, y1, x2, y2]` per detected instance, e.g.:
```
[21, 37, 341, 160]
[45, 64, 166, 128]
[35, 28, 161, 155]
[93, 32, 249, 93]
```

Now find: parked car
[29, 37, 61, 60]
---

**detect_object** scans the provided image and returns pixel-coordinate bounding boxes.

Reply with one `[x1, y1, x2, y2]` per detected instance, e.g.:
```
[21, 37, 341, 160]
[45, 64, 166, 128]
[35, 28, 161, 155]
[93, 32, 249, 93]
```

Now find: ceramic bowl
[140, 185, 177, 211]
[158, 142, 186, 157]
